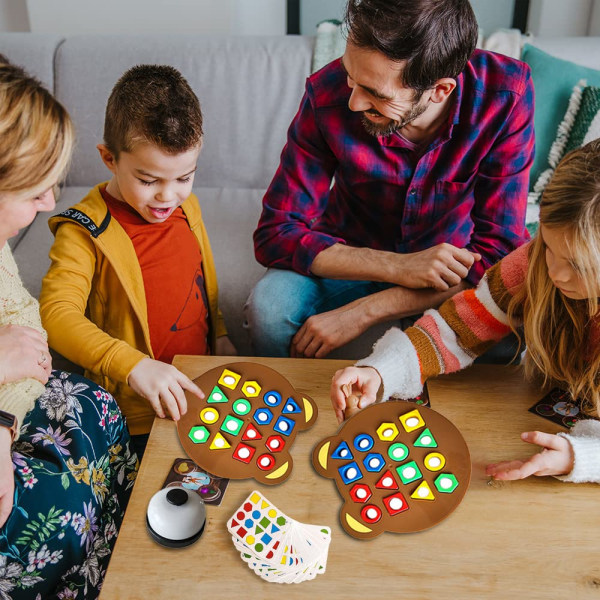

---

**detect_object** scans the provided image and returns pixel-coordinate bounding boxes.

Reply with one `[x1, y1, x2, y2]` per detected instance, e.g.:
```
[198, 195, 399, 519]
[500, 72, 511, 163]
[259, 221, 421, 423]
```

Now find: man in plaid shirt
[246, 0, 534, 358]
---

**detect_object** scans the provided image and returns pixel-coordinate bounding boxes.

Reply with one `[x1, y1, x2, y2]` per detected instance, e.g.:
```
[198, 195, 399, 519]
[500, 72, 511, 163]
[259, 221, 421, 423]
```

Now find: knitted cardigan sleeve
[357, 243, 530, 400]
[0, 243, 46, 432]
[556, 420, 600, 483]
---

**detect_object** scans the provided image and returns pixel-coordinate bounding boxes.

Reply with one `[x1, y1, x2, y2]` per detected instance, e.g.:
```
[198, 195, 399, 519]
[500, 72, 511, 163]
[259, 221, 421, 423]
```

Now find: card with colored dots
[312, 401, 471, 540]
[228, 491, 331, 583]
[177, 362, 318, 485]
[529, 387, 595, 428]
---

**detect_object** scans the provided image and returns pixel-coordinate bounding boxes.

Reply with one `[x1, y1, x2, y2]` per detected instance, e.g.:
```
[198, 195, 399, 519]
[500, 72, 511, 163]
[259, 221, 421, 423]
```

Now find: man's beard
[361, 96, 428, 137]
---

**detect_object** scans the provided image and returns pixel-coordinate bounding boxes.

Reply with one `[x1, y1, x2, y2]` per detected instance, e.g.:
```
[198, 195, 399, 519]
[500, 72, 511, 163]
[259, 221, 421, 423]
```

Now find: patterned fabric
[254, 49, 534, 286]
[0, 371, 138, 600]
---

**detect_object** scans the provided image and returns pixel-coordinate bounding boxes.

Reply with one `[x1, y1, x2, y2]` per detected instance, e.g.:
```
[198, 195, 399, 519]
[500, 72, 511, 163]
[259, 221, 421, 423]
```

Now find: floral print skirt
[0, 371, 138, 600]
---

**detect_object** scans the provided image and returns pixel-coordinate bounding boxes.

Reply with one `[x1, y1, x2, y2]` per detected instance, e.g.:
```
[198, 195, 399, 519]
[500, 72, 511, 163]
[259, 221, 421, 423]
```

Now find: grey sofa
[2, 32, 600, 360]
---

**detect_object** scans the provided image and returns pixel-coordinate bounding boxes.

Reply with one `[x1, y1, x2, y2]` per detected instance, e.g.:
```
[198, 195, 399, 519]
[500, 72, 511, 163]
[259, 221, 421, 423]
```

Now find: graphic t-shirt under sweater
[101, 186, 209, 362]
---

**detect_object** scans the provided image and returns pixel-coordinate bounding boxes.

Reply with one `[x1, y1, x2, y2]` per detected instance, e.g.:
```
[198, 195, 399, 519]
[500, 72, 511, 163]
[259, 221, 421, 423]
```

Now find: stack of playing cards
[227, 490, 331, 583]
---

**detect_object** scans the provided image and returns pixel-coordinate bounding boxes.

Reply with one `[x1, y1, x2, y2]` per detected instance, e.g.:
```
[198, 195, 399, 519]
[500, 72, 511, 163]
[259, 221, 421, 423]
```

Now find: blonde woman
[331, 139, 600, 483]
[0, 58, 137, 599]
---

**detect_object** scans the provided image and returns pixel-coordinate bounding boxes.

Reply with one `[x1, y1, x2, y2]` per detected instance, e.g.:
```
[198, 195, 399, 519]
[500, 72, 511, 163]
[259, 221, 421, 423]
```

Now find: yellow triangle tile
[411, 480, 435, 501]
[209, 432, 231, 450]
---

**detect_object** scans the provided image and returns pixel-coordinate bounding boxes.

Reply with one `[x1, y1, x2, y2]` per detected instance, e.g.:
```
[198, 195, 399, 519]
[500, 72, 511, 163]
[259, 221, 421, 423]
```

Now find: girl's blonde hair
[509, 139, 600, 414]
[0, 56, 74, 197]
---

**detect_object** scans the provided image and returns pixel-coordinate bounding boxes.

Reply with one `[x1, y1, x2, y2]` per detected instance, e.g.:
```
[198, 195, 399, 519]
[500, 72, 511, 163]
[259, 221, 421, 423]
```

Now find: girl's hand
[0, 324, 51, 385]
[330, 366, 382, 424]
[486, 431, 574, 480]
[127, 358, 205, 421]
[0, 427, 14, 528]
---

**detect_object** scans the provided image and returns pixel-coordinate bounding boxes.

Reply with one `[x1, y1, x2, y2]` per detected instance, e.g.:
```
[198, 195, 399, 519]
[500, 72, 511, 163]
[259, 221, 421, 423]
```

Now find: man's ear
[97, 144, 118, 174]
[430, 78, 456, 103]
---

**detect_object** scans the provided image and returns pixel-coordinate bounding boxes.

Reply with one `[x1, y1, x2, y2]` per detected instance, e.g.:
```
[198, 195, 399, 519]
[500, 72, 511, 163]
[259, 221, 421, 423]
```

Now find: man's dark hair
[104, 64, 203, 157]
[344, 0, 478, 92]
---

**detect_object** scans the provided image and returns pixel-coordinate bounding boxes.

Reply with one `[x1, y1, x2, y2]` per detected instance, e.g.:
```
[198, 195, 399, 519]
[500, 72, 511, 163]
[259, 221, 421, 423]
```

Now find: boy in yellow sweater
[40, 65, 235, 454]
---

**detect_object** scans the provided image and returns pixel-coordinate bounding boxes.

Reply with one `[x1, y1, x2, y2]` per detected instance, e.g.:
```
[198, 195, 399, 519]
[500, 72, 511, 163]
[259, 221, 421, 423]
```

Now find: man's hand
[393, 244, 481, 291]
[330, 366, 382, 424]
[486, 431, 575, 480]
[291, 303, 369, 358]
[127, 358, 205, 421]
[0, 427, 14, 528]
[215, 335, 237, 356]
[0, 325, 51, 385]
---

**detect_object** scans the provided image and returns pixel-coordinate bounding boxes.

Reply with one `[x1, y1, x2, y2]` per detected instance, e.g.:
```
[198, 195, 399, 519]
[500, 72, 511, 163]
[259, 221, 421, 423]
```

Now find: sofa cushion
[54, 34, 313, 191]
[522, 43, 600, 190]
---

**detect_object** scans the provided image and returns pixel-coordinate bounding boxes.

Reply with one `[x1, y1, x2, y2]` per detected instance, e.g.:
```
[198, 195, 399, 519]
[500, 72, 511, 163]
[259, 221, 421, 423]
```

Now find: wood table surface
[100, 356, 600, 600]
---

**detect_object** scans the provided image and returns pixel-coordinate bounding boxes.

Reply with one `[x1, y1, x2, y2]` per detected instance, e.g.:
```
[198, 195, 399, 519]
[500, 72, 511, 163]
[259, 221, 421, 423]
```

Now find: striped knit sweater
[357, 242, 600, 484]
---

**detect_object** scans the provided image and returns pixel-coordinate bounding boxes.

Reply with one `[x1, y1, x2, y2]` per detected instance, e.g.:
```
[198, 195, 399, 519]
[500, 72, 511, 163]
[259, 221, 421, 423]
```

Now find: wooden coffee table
[100, 356, 600, 599]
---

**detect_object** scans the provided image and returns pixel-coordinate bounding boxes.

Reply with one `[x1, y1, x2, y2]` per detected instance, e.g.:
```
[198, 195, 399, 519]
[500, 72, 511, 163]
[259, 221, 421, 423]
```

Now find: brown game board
[312, 401, 471, 539]
[177, 362, 318, 485]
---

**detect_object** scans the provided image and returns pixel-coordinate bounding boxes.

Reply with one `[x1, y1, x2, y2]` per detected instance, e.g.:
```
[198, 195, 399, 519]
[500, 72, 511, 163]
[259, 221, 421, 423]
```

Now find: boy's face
[98, 142, 201, 224]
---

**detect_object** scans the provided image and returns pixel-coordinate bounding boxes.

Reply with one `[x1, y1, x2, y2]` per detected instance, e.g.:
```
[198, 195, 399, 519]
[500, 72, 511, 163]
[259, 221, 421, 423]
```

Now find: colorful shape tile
[331, 441, 353, 460]
[396, 460, 422, 484]
[383, 492, 409, 515]
[232, 398, 251, 416]
[263, 390, 282, 407]
[376, 422, 399, 441]
[221, 415, 244, 436]
[242, 423, 263, 442]
[338, 461, 363, 484]
[414, 428, 438, 448]
[375, 470, 399, 490]
[434, 473, 459, 493]
[281, 398, 302, 414]
[273, 415, 295, 436]
[399, 409, 425, 433]
[218, 369, 241, 390]
[363, 452, 385, 473]
[411, 480, 435, 501]
[353, 433, 374, 452]
[388, 442, 409, 462]
[209, 432, 231, 451]
[207, 386, 228, 404]
[232, 442, 256, 463]
[265, 435, 285, 452]
[360, 504, 382, 524]
[242, 380, 261, 398]
[200, 407, 220, 425]
[256, 453, 276, 471]
[350, 483, 372, 503]
[423, 452, 446, 472]
[188, 425, 210, 444]
[253, 408, 273, 426]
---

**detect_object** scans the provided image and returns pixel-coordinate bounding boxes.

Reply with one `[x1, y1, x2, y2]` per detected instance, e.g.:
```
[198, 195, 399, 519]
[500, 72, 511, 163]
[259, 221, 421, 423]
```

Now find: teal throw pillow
[521, 44, 600, 190]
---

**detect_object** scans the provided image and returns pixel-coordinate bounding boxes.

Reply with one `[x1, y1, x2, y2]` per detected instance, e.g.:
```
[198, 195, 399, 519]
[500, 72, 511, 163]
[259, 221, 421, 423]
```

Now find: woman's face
[541, 224, 591, 300]
[0, 186, 56, 247]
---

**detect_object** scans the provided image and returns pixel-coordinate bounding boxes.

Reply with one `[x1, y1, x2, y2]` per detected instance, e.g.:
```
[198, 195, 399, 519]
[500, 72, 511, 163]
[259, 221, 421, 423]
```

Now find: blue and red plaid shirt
[254, 49, 534, 285]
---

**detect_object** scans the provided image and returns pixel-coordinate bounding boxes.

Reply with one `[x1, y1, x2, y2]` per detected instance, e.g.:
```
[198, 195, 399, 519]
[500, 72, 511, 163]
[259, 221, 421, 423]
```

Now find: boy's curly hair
[104, 64, 203, 157]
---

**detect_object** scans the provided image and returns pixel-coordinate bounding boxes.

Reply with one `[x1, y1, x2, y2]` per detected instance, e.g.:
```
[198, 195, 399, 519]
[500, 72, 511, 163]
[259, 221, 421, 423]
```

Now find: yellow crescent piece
[265, 461, 289, 480]
[302, 397, 313, 422]
[345, 513, 372, 534]
[317, 441, 330, 469]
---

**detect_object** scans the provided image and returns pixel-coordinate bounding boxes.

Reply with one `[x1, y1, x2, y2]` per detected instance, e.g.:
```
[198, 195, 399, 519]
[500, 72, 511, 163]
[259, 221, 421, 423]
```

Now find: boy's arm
[40, 224, 147, 384]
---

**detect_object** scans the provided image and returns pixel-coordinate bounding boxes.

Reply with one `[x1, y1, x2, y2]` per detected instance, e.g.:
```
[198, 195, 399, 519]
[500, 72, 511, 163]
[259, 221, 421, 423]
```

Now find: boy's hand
[330, 366, 382, 424]
[127, 358, 204, 421]
[485, 431, 575, 480]
[215, 335, 237, 356]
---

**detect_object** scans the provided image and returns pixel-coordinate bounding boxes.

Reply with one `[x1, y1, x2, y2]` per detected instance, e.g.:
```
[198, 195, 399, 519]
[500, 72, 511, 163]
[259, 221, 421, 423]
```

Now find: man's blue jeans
[244, 268, 394, 357]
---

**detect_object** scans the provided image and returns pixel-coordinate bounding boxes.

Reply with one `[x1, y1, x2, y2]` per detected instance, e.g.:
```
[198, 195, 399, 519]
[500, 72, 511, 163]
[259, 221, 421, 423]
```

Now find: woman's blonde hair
[0, 55, 74, 197]
[509, 139, 600, 414]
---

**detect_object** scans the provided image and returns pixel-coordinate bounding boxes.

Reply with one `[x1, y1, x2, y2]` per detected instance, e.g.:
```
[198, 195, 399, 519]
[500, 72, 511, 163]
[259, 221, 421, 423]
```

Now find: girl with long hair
[331, 139, 600, 483]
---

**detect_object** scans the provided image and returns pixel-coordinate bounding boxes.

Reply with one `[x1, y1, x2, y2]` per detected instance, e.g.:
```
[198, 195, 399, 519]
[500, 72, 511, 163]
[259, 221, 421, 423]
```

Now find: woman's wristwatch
[0, 410, 17, 442]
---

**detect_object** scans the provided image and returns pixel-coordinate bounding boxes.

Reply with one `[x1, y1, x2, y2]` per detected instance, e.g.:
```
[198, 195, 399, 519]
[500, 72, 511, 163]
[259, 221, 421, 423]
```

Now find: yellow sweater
[40, 184, 226, 435]
[0, 243, 46, 434]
